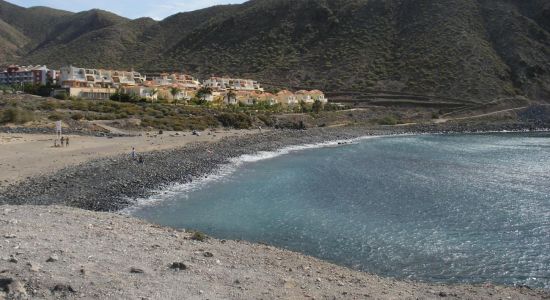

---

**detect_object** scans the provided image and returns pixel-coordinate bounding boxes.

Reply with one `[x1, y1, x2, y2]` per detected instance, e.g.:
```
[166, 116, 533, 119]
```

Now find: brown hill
[0, 0, 549, 105]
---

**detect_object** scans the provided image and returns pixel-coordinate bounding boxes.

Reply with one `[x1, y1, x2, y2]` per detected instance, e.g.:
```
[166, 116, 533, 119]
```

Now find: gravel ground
[0, 205, 547, 300]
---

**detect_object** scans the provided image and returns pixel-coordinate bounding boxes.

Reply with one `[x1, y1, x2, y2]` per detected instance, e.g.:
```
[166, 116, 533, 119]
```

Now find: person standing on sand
[60, 136, 65, 147]
[65, 137, 69, 147]
[131, 147, 136, 160]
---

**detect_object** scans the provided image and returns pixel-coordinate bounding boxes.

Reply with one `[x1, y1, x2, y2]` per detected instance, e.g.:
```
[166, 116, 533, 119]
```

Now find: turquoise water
[130, 133, 550, 288]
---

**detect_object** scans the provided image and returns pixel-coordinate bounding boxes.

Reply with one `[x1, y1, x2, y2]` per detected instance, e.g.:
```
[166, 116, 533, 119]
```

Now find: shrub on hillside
[217, 113, 252, 129]
[110, 92, 140, 103]
[71, 113, 84, 120]
[48, 113, 64, 121]
[39, 101, 59, 111]
[54, 92, 69, 100]
[275, 120, 306, 130]
[0, 108, 36, 124]
[141, 115, 217, 131]
[257, 114, 275, 127]
[377, 116, 400, 125]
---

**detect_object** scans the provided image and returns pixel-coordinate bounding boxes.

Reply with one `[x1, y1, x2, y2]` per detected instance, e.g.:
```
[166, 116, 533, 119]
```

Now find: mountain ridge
[0, 0, 549, 105]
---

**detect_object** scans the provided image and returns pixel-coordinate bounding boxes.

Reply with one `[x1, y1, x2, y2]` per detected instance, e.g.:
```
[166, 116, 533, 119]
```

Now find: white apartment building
[60, 65, 146, 88]
[203, 77, 264, 92]
[295, 90, 328, 104]
[310, 90, 328, 103]
[153, 73, 201, 90]
[124, 86, 159, 101]
[66, 87, 117, 100]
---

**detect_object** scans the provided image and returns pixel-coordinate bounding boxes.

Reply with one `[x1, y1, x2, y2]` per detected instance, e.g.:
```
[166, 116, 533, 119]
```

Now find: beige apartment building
[59, 65, 146, 100]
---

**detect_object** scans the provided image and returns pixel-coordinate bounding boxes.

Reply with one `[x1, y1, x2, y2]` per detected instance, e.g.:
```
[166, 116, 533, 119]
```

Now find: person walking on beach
[65, 137, 69, 147]
[60, 136, 65, 147]
[131, 147, 136, 160]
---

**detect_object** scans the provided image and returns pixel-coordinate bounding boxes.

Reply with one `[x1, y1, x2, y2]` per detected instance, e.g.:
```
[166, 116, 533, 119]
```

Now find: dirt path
[0, 205, 546, 300]
[435, 106, 531, 123]
[88, 120, 134, 135]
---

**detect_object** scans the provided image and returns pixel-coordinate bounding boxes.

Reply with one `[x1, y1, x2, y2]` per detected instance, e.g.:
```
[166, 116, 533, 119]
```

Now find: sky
[7, 0, 247, 20]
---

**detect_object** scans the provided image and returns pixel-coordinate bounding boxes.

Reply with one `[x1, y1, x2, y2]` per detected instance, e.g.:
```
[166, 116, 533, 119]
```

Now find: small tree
[22, 83, 36, 94]
[299, 100, 309, 113]
[225, 89, 237, 104]
[196, 87, 213, 101]
[312, 100, 323, 114]
[170, 87, 181, 105]
[54, 91, 69, 100]
[150, 88, 158, 102]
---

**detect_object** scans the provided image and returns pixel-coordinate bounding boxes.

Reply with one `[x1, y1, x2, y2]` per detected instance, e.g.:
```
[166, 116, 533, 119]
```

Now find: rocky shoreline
[0, 122, 548, 211]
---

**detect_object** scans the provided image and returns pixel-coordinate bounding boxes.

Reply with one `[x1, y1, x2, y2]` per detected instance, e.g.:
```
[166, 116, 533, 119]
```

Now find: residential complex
[203, 77, 264, 92]
[276, 90, 299, 106]
[59, 66, 146, 88]
[57, 66, 146, 100]
[151, 73, 201, 90]
[0, 65, 57, 86]
[4, 63, 328, 106]
[295, 90, 327, 104]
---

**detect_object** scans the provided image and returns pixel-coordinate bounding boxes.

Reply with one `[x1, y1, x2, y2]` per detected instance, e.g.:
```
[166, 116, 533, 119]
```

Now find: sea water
[129, 133, 550, 288]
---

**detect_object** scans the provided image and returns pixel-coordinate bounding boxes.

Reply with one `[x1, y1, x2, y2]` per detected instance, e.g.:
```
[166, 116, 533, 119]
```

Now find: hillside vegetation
[0, 0, 549, 105]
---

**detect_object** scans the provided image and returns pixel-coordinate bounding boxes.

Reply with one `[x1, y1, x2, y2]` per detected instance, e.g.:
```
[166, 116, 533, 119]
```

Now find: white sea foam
[121, 135, 381, 214]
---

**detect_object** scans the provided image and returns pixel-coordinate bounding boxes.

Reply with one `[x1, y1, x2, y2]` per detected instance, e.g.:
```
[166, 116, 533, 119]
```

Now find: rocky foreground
[1, 205, 547, 300]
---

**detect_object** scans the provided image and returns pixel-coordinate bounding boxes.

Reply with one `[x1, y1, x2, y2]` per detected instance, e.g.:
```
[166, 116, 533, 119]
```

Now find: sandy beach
[0, 129, 258, 187]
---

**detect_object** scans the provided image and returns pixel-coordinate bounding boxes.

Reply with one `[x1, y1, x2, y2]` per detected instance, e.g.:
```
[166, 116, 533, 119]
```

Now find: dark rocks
[0, 277, 27, 298]
[517, 105, 550, 125]
[203, 252, 214, 258]
[130, 267, 145, 274]
[27, 262, 41, 272]
[52, 283, 76, 293]
[46, 255, 59, 262]
[0, 277, 11, 290]
[169, 262, 187, 271]
[191, 231, 207, 242]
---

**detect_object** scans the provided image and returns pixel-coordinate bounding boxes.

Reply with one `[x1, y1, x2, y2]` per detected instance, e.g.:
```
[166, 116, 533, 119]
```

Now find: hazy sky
[7, 0, 247, 20]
